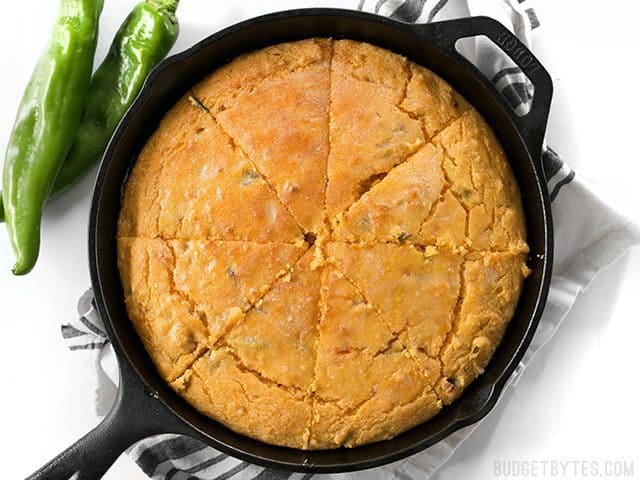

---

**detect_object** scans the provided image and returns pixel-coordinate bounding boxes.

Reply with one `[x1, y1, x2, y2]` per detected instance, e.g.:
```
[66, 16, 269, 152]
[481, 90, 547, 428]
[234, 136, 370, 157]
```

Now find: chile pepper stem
[147, 0, 179, 15]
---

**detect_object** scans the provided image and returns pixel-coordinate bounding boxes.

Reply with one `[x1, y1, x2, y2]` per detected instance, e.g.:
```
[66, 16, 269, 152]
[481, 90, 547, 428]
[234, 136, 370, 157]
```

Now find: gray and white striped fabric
[61, 0, 640, 478]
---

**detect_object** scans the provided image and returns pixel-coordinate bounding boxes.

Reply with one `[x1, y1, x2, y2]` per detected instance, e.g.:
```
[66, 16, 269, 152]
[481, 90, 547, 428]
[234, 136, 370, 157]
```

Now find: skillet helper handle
[27, 366, 179, 480]
[420, 16, 553, 162]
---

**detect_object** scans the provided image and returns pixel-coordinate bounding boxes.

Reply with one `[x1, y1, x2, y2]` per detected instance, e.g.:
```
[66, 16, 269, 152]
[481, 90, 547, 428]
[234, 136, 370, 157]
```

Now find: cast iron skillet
[29, 8, 553, 479]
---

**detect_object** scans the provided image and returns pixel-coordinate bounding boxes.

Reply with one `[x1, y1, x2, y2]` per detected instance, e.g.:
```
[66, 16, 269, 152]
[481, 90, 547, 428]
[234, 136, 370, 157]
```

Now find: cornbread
[117, 38, 529, 449]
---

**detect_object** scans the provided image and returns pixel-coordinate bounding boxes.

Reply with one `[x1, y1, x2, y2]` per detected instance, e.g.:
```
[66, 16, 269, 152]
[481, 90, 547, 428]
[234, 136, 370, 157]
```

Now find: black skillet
[29, 8, 554, 479]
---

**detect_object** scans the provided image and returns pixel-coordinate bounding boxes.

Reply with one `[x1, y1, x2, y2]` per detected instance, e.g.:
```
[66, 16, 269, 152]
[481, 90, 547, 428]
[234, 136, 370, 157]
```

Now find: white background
[1, 1, 639, 479]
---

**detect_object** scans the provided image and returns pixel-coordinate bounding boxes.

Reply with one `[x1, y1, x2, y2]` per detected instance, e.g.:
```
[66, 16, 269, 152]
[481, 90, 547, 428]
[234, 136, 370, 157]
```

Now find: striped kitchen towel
[61, 0, 640, 479]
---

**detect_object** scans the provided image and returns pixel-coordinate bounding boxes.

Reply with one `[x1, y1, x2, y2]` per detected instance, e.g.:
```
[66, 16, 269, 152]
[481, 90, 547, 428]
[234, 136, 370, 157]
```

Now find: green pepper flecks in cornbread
[118, 39, 529, 450]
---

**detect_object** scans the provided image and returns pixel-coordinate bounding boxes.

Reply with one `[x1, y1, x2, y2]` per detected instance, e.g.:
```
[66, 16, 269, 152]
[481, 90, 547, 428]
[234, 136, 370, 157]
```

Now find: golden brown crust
[332, 40, 408, 98]
[117, 39, 529, 450]
[168, 240, 306, 345]
[192, 38, 332, 115]
[326, 242, 461, 382]
[172, 348, 313, 449]
[117, 237, 306, 381]
[312, 347, 441, 448]
[118, 96, 212, 238]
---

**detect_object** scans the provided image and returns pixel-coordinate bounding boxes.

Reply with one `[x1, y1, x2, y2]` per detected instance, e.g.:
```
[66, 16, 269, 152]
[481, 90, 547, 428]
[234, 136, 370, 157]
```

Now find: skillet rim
[88, 7, 554, 472]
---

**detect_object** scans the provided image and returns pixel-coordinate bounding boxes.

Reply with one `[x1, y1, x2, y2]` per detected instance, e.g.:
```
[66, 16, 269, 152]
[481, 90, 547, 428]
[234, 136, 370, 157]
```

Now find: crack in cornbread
[171, 349, 314, 449]
[192, 39, 332, 236]
[169, 347, 211, 384]
[119, 97, 304, 242]
[222, 248, 321, 391]
[322, 259, 441, 373]
[117, 39, 529, 450]
[326, 243, 461, 388]
[212, 111, 309, 236]
[330, 57, 471, 219]
[309, 265, 441, 448]
[326, 42, 425, 220]
[321, 40, 336, 237]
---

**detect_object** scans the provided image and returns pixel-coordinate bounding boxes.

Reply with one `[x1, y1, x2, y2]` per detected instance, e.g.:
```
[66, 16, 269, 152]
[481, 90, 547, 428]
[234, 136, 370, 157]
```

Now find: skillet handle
[27, 364, 182, 480]
[416, 16, 553, 162]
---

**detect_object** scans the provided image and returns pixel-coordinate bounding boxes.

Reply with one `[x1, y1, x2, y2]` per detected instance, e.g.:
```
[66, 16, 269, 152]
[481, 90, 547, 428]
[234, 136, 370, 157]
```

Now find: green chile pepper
[0, 1, 180, 225]
[2, 0, 104, 275]
[49, 0, 181, 200]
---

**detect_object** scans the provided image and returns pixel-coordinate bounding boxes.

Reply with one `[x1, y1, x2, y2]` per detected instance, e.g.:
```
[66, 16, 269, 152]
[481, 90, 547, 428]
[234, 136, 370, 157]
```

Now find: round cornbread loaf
[117, 38, 529, 450]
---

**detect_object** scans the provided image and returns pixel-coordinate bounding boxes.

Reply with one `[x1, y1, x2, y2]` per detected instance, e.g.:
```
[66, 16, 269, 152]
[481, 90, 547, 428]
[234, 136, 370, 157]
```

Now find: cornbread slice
[317, 267, 391, 355]
[417, 189, 467, 248]
[327, 242, 461, 381]
[332, 108, 526, 253]
[117, 237, 209, 381]
[436, 252, 528, 404]
[169, 240, 306, 344]
[119, 96, 302, 242]
[117, 237, 306, 380]
[326, 49, 425, 218]
[311, 267, 441, 449]
[118, 95, 213, 238]
[172, 348, 313, 449]
[215, 64, 330, 233]
[225, 248, 322, 390]
[332, 143, 445, 243]
[416, 109, 528, 252]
